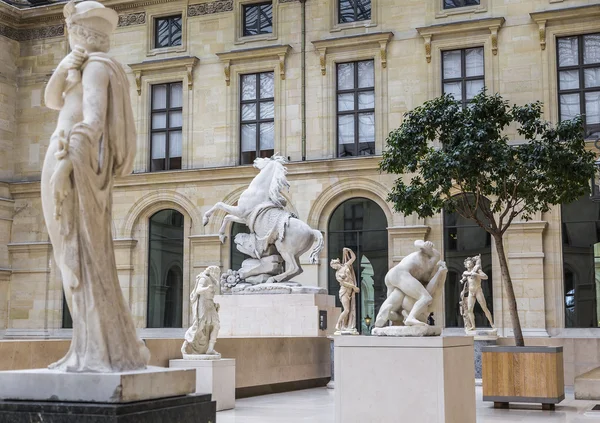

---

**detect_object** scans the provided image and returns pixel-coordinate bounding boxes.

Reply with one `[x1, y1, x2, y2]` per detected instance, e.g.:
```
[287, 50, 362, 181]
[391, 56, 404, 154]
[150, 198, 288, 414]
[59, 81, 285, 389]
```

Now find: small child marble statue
[182, 266, 222, 359]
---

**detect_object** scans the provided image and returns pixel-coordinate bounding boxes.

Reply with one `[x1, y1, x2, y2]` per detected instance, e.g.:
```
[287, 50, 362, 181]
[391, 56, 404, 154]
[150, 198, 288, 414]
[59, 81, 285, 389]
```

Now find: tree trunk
[494, 234, 525, 347]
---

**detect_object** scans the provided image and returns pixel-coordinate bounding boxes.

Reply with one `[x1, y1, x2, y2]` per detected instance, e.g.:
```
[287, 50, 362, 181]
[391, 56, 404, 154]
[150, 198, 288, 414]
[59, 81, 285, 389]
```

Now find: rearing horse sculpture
[203, 155, 324, 283]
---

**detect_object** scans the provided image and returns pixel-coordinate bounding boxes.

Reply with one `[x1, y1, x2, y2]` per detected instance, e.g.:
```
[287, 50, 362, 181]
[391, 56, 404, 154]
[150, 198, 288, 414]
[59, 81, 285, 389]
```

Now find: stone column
[503, 221, 549, 337]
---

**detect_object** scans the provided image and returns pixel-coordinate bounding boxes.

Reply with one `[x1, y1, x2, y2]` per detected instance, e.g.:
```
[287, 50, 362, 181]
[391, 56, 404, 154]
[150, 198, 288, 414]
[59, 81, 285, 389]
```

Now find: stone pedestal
[170, 358, 236, 411]
[0, 393, 215, 423]
[217, 293, 340, 337]
[0, 366, 196, 403]
[334, 336, 475, 423]
[473, 332, 498, 381]
[0, 367, 216, 422]
[575, 366, 600, 400]
[327, 336, 335, 389]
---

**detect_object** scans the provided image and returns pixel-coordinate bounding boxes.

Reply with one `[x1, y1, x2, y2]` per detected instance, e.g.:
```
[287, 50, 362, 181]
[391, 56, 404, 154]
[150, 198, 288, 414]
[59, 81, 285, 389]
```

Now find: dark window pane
[558, 37, 579, 67]
[151, 82, 184, 171]
[155, 16, 183, 48]
[562, 197, 600, 328]
[231, 222, 252, 271]
[338, 0, 371, 23]
[328, 198, 388, 334]
[243, 2, 272, 36]
[443, 195, 494, 328]
[148, 210, 184, 328]
[443, 0, 480, 9]
[240, 72, 275, 165]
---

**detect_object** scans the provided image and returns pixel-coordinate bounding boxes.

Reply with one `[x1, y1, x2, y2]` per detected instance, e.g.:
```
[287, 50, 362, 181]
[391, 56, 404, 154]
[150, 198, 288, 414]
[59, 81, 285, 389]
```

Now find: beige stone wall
[0, 0, 598, 372]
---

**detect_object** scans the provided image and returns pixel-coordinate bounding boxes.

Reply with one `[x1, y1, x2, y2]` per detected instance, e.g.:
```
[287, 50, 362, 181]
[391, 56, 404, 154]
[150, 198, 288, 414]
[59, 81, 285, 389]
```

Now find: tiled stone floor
[218, 386, 600, 422]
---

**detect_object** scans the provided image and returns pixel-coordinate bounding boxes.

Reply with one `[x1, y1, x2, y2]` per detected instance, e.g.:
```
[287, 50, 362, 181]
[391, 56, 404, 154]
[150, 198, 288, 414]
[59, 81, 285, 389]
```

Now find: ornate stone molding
[416, 17, 505, 63]
[118, 11, 145, 27]
[216, 44, 291, 86]
[0, 22, 63, 41]
[311, 32, 393, 75]
[188, 0, 233, 17]
[129, 56, 199, 95]
[530, 5, 600, 51]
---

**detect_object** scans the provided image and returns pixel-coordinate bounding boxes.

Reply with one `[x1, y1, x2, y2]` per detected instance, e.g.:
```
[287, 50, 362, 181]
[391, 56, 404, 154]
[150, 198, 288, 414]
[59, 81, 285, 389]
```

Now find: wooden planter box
[482, 346, 564, 410]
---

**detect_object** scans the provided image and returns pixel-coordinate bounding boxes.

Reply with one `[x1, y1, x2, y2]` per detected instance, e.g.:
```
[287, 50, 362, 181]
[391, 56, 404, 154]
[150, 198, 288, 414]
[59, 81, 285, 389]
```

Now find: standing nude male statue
[460, 255, 494, 331]
[330, 248, 360, 334]
[374, 240, 447, 328]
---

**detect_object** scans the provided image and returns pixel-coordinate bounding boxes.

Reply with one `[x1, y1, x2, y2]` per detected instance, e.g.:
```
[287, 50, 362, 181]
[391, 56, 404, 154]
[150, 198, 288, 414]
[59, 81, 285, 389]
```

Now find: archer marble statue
[203, 156, 324, 293]
[40, 0, 149, 372]
[331, 248, 360, 335]
[182, 266, 222, 359]
[459, 254, 495, 332]
[373, 240, 447, 336]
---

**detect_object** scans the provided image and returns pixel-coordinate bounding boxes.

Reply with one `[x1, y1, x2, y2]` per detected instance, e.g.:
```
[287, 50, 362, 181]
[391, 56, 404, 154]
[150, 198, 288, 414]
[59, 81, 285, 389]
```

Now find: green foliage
[380, 91, 596, 235]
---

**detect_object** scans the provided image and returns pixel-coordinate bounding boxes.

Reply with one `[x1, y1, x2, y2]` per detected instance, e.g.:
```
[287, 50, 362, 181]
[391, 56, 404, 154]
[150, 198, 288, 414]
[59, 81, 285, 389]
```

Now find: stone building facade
[1, 0, 600, 383]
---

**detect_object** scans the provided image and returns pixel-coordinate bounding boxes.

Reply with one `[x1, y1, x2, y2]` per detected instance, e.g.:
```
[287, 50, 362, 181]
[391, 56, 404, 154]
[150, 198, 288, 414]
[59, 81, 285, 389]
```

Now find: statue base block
[371, 325, 441, 337]
[170, 358, 236, 411]
[334, 336, 475, 423]
[0, 366, 196, 403]
[0, 393, 215, 423]
[182, 353, 221, 360]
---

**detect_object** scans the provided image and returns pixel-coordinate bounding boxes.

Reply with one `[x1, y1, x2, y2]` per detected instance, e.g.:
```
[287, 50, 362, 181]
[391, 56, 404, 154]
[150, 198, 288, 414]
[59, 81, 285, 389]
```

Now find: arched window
[328, 198, 388, 334]
[443, 195, 493, 328]
[562, 195, 600, 328]
[230, 222, 251, 271]
[147, 209, 184, 328]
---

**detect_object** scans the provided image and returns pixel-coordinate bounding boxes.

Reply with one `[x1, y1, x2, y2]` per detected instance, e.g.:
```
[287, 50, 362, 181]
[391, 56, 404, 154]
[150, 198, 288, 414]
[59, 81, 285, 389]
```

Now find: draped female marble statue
[460, 254, 495, 332]
[330, 248, 359, 334]
[182, 266, 222, 359]
[40, 0, 149, 372]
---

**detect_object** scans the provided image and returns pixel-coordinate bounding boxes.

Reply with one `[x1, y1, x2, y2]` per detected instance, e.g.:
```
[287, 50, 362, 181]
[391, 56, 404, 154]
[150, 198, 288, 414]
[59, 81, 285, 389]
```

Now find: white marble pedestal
[170, 358, 236, 411]
[334, 336, 475, 423]
[0, 366, 196, 403]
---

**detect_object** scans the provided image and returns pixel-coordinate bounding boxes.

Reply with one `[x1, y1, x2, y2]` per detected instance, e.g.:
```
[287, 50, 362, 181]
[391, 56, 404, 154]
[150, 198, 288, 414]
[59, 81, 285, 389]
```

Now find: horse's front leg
[203, 202, 245, 226]
[218, 215, 246, 243]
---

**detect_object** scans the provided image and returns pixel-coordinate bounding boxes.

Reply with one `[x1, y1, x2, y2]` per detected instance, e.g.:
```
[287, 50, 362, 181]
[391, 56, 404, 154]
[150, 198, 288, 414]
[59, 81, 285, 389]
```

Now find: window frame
[239, 71, 276, 165]
[235, 0, 277, 44]
[335, 59, 376, 158]
[556, 33, 600, 140]
[442, 0, 480, 11]
[435, 0, 487, 18]
[337, 0, 372, 25]
[441, 47, 486, 109]
[154, 14, 183, 49]
[150, 81, 184, 172]
[242, 1, 273, 37]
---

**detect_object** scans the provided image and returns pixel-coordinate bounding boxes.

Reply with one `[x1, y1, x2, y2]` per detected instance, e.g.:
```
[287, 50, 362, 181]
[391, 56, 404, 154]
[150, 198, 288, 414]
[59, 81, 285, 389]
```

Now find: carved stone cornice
[0, 22, 63, 41]
[128, 56, 199, 95]
[530, 5, 600, 50]
[118, 11, 145, 27]
[216, 44, 292, 86]
[416, 17, 505, 63]
[311, 32, 393, 75]
[188, 0, 233, 17]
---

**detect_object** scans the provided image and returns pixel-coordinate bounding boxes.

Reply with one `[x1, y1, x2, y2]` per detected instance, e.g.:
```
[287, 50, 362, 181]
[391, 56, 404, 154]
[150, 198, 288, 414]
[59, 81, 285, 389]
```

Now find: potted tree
[380, 91, 596, 409]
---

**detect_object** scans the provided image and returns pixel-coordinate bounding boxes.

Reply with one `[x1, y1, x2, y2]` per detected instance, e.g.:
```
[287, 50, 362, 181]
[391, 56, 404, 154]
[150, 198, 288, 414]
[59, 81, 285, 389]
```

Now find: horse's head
[253, 154, 287, 170]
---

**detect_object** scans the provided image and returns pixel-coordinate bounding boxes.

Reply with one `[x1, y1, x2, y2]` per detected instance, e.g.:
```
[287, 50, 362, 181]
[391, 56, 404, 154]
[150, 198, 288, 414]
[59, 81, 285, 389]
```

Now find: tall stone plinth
[170, 358, 236, 411]
[217, 293, 340, 337]
[334, 336, 476, 423]
[0, 367, 216, 422]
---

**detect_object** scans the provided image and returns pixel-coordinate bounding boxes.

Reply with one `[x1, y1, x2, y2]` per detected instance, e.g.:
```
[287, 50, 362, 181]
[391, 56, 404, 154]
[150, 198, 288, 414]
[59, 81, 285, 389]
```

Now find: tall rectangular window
[243, 2, 273, 36]
[336, 60, 375, 157]
[557, 34, 600, 139]
[151, 82, 183, 172]
[154, 15, 182, 48]
[443, 0, 480, 9]
[338, 0, 371, 23]
[240, 72, 275, 165]
[442, 47, 485, 108]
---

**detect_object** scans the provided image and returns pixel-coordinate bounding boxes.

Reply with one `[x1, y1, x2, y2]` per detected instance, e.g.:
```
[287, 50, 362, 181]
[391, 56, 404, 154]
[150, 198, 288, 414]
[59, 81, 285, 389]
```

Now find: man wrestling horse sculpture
[203, 155, 323, 284]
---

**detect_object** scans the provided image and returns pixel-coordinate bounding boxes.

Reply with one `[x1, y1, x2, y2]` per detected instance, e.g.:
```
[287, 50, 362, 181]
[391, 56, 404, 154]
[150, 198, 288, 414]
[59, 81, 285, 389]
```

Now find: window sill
[147, 45, 186, 57]
[436, 4, 488, 19]
[330, 20, 377, 33]
[234, 32, 278, 45]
